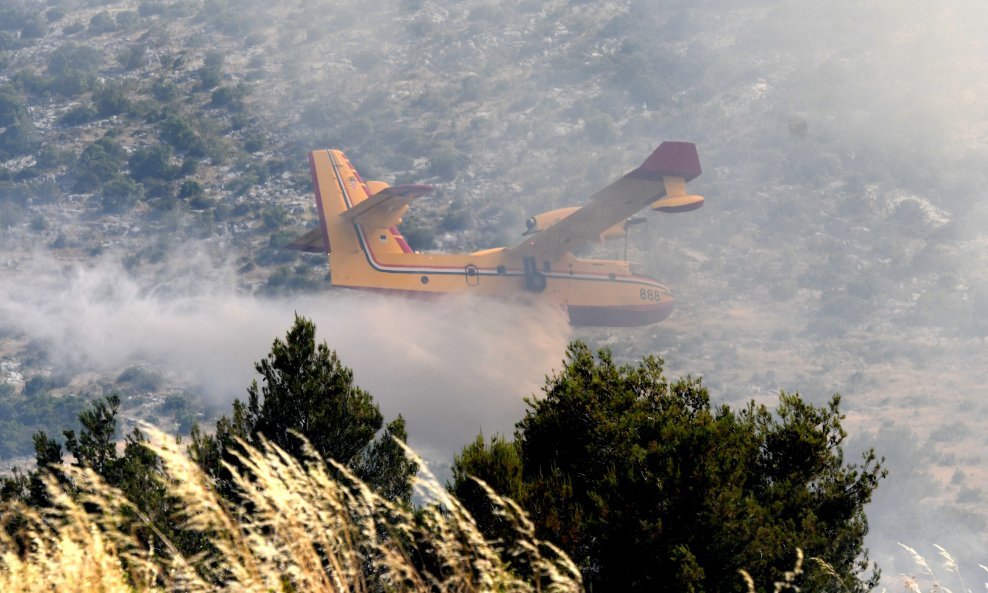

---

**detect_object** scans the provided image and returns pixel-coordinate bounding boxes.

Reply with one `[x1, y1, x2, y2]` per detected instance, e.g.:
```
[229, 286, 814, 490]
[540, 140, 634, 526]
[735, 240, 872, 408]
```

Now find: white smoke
[0, 250, 571, 464]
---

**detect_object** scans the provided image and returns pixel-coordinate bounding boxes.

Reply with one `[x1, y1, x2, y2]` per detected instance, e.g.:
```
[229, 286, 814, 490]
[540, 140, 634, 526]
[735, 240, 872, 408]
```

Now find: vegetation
[0, 427, 581, 593]
[0, 316, 892, 593]
[190, 315, 417, 503]
[0, 0, 981, 582]
[0, 390, 86, 459]
[0, 318, 576, 592]
[0, 317, 418, 569]
[451, 342, 886, 593]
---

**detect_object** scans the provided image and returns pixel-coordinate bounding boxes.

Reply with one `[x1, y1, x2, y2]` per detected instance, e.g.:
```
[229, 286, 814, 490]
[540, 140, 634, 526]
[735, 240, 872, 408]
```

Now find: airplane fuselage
[309, 148, 687, 327]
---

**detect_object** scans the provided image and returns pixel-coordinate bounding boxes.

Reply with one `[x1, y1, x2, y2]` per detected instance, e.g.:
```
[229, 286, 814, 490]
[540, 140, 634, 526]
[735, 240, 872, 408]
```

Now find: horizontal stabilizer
[651, 194, 704, 213]
[286, 228, 328, 253]
[342, 184, 433, 228]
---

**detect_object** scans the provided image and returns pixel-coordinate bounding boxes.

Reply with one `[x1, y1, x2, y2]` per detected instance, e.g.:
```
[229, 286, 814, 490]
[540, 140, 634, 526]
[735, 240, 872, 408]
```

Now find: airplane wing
[341, 183, 433, 229]
[507, 142, 702, 263]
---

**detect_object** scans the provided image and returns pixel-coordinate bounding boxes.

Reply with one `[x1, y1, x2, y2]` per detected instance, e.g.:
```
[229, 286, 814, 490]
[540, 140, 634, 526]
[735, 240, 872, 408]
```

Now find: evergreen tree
[193, 314, 417, 503]
[0, 395, 195, 557]
[451, 341, 885, 593]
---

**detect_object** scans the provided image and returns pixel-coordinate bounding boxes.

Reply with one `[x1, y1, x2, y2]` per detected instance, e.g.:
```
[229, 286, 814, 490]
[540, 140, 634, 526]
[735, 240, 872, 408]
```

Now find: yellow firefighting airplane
[289, 142, 703, 327]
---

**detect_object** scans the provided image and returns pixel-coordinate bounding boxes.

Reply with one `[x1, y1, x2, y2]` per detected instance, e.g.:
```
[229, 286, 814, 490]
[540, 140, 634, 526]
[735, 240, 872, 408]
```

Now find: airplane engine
[524, 207, 580, 235]
[525, 207, 638, 241]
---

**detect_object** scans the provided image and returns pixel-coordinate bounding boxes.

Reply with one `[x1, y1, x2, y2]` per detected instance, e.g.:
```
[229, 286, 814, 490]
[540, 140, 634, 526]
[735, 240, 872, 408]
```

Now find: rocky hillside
[1, 0, 988, 578]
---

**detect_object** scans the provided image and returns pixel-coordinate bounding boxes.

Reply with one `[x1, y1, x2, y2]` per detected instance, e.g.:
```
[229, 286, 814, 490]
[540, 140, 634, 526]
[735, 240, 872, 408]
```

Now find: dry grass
[0, 429, 582, 593]
[895, 543, 988, 593]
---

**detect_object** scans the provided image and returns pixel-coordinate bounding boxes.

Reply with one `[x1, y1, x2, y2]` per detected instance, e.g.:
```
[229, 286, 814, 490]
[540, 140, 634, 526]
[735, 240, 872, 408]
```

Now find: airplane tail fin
[638, 141, 702, 181]
[307, 149, 420, 285]
[309, 149, 347, 255]
[635, 142, 704, 213]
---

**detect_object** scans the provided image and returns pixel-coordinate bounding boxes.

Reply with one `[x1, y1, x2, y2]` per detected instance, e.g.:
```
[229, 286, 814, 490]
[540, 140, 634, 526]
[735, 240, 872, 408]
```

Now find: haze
[1, 0, 987, 584]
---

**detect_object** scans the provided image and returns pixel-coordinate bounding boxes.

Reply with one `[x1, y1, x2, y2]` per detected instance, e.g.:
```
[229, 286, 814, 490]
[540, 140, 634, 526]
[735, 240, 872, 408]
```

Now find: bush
[45, 6, 66, 22]
[0, 121, 38, 159]
[87, 11, 116, 34]
[195, 53, 224, 90]
[128, 144, 177, 181]
[58, 103, 97, 125]
[138, 0, 167, 17]
[100, 177, 145, 212]
[427, 142, 466, 178]
[151, 79, 179, 103]
[47, 43, 102, 77]
[117, 45, 146, 70]
[160, 114, 202, 153]
[34, 145, 72, 170]
[0, 31, 19, 51]
[0, 393, 86, 458]
[78, 137, 125, 183]
[209, 83, 248, 111]
[116, 366, 163, 392]
[177, 179, 204, 200]
[93, 83, 130, 117]
[584, 112, 617, 144]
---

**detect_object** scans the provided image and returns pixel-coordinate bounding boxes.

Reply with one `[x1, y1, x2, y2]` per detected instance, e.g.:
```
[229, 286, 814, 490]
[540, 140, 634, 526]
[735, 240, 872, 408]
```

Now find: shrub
[87, 11, 116, 34]
[128, 144, 178, 181]
[58, 103, 97, 125]
[117, 45, 146, 70]
[150, 79, 179, 103]
[78, 137, 125, 182]
[209, 83, 248, 111]
[0, 121, 38, 159]
[100, 177, 145, 212]
[92, 82, 130, 117]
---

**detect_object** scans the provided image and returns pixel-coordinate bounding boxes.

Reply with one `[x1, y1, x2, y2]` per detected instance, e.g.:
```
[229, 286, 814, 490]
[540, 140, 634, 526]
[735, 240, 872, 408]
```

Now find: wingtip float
[290, 142, 704, 327]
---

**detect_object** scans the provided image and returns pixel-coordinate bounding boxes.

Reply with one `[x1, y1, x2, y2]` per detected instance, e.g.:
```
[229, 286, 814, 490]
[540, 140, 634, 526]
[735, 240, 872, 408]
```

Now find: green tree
[128, 143, 178, 181]
[59, 103, 98, 125]
[63, 395, 125, 480]
[451, 434, 524, 544]
[193, 315, 417, 503]
[100, 177, 145, 212]
[45, 43, 103, 96]
[195, 51, 224, 90]
[79, 138, 122, 181]
[93, 82, 131, 117]
[209, 83, 249, 111]
[0, 395, 204, 557]
[451, 341, 885, 593]
[0, 121, 37, 159]
[151, 79, 180, 103]
[160, 114, 204, 154]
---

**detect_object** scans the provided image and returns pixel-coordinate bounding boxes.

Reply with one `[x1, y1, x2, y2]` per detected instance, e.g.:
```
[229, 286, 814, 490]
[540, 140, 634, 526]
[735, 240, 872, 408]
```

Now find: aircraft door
[465, 264, 480, 286]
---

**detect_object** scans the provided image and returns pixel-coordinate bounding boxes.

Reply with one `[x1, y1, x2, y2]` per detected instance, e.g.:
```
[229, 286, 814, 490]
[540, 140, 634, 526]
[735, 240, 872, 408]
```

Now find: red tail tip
[638, 142, 701, 181]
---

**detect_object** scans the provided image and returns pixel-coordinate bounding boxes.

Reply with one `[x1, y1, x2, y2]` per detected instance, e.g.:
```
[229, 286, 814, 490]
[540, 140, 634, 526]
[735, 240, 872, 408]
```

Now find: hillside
[1, 0, 987, 581]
